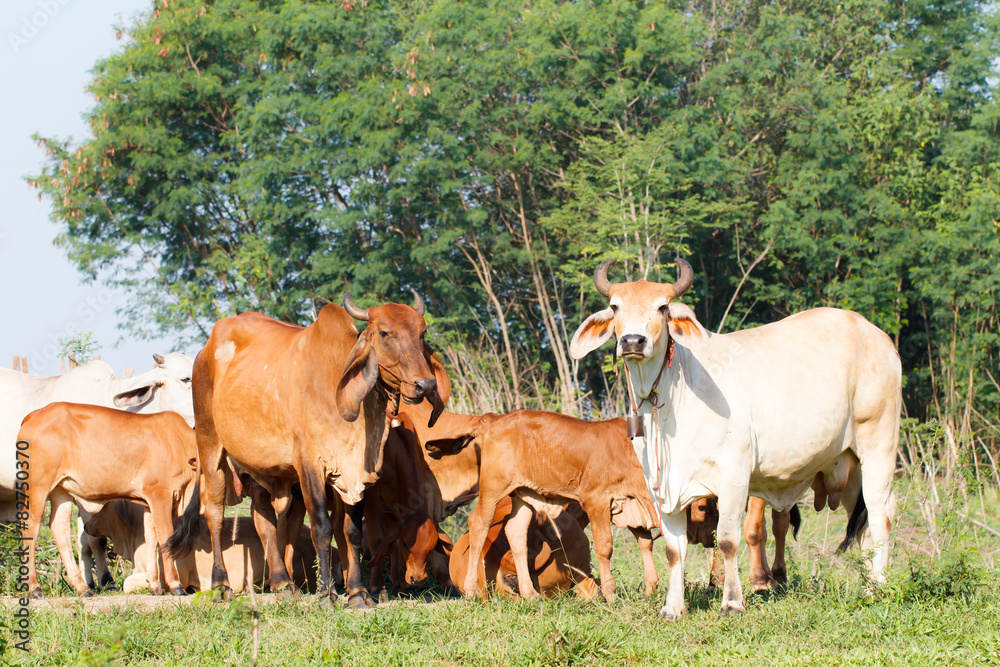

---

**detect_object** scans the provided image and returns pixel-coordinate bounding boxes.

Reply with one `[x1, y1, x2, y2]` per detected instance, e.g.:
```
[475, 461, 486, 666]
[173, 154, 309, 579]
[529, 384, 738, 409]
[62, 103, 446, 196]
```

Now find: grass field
[2, 475, 998, 666]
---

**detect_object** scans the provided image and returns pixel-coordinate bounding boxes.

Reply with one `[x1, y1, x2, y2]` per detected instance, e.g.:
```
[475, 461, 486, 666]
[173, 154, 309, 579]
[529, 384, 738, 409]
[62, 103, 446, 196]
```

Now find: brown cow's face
[400, 516, 439, 587]
[367, 304, 439, 404]
[337, 300, 450, 427]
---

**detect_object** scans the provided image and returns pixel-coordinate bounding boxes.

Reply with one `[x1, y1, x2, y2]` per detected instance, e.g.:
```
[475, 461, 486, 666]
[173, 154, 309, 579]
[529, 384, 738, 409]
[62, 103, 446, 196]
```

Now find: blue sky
[0, 0, 199, 376]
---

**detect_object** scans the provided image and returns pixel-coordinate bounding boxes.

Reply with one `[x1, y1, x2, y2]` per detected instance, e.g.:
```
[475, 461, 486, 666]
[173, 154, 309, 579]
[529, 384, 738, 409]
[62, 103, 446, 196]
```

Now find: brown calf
[462, 411, 658, 602]
[18, 403, 197, 597]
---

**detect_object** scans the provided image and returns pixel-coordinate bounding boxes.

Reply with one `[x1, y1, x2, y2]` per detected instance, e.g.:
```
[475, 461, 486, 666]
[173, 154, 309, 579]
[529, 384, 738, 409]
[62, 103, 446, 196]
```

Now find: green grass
[3, 478, 999, 666]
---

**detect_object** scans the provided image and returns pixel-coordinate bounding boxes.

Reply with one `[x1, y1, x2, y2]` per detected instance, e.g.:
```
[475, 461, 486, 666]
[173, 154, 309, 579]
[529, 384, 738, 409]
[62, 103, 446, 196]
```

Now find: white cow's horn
[594, 259, 616, 298]
[343, 293, 370, 322]
[670, 257, 694, 299]
[152, 353, 165, 365]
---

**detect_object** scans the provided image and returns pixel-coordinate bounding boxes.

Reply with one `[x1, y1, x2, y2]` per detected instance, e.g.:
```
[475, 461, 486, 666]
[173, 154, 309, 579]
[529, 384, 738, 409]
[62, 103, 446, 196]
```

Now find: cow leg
[77, 515, 96, 590]
[583, 501, 616, 603]
[628, 527, 659, 597]
[658, 510, 688, 620]
[744, 497, 772, 593]
[250, 489, 295, 594]
[504, 496, 542, 600]
[770, 508, 792, 588]
[716, 490, 748, 616]
[49, 490, 91, 596]
[77, 507, 115, 591]
[141, 509, 164, 595]
[462, 494, 504, 599]
[200, 455, 233, 597]
[23, 484, 48, 598]
[858, 448, 896, 586]
[340, 498, 373, 609]
[280, 497, 307, 588]
[147, 494, 186, 596]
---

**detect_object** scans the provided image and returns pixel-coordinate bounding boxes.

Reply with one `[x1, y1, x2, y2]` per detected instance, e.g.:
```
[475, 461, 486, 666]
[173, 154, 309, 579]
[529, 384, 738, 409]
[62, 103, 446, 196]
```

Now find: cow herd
[3, 258, 902, 620]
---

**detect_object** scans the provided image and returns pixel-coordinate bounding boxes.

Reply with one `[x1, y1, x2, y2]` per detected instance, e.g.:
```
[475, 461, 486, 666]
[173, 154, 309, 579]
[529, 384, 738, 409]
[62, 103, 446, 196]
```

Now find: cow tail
[790, 504, 802, 540]
[837, 491, 868, 553]
[165, 480, 202, 559]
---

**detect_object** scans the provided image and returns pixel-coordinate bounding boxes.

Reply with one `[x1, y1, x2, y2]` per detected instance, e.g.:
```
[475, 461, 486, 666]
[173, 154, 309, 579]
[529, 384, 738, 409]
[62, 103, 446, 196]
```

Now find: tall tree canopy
[32, 0, 1000, 453]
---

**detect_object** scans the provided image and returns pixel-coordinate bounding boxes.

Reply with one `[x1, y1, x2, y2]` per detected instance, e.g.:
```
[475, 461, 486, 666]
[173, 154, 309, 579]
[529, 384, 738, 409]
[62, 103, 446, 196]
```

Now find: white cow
[570, 258, 901, 618]
[0, 353, 195, 587]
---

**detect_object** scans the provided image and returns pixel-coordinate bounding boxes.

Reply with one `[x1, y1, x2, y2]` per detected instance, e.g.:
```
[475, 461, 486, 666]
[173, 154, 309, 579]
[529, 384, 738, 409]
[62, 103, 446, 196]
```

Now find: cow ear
[426, 345, 451, 407]
[667, 302, 707, 348]
[570, 308, 616, 359]
[113, 384, 156, 408]
[336, 335, 379, 422]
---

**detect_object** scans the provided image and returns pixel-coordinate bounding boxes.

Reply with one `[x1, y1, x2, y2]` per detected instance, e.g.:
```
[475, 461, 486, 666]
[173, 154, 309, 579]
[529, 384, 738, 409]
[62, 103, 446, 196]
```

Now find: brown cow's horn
[594, 259, 616, 298]
[342, 292, 370, 321]
[152, 353, 165, 365]
[411, 289, 425, 316]
[670, 257, 694, 299]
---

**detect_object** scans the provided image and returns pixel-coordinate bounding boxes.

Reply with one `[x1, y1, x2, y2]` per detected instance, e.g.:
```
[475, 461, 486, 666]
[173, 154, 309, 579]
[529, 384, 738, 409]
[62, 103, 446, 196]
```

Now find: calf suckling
[461, 411, 660, 602]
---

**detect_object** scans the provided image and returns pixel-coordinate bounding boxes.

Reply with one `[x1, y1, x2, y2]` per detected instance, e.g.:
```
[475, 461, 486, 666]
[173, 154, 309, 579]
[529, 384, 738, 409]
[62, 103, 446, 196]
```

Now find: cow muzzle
[402, 378, 437, 404]
[619, 334, 649, 359]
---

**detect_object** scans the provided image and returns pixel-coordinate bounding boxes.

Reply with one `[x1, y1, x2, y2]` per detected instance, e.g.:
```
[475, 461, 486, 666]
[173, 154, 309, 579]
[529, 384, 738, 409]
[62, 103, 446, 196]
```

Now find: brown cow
[450, 495, 599, 599]
[18, 403, 197, 597]
[166, 294, 447, 608]
[83, 500, 321, 594]
[461, 411, 659, 602]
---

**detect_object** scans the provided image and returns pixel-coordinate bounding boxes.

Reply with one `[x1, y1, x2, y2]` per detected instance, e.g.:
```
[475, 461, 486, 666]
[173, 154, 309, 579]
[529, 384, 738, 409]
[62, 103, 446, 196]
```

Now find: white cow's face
[609, 283, 673, 361]
[113, 353, 195, 426]
[571, 282, 674, 363]
[569, 259, 702, 366]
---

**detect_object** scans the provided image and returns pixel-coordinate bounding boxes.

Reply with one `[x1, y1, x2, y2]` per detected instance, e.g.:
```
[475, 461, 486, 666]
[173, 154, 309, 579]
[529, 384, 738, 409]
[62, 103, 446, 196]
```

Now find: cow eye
[181, 377, 192, 383]
[610, 304, 619, 313]
[658, 304, 668, 313]
[379, 330, 389, 338]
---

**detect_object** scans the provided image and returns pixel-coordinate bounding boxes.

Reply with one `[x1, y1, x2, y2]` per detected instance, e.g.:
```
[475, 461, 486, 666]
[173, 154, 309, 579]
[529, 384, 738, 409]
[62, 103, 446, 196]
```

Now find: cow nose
[619, 334, 648, 355]
[414, 378, 437, 398]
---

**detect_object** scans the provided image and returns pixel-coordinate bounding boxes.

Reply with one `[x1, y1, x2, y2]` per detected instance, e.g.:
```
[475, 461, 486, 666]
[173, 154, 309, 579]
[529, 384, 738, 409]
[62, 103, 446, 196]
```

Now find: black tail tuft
[165, 482, 203, 559]
[837, 491, 868, 553]
[790, 504, 802, 540]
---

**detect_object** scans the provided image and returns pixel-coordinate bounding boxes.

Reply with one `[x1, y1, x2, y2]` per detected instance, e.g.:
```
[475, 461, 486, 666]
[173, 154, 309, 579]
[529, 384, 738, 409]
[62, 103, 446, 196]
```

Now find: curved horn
[411, 290, 425, 316]
[669, 257, 694, 299]
[342, 292, 370, 322]
[594, 259, 616, 298]
[152, 353, 165, 365]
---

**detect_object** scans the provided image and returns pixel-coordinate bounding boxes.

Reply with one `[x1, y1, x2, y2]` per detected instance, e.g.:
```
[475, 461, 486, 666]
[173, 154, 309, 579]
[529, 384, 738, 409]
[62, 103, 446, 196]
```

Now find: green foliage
[57, 331, 101, 366]
[27, 0, 1000, 442]
[900, 549, 986, 602]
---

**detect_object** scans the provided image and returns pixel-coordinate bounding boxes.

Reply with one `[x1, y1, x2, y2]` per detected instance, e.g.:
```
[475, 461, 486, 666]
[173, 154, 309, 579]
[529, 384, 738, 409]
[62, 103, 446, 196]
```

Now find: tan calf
[18, 403, 197, 597]
[462, 412, 658, 602]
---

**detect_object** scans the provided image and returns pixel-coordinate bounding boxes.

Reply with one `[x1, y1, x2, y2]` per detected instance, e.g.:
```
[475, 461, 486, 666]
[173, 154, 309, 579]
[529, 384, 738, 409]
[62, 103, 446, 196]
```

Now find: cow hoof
[99, 575, 117, 590]
[216, 585, 233, 601]
[658, 607, 681, 621]
[347, 592, 375, 610]
[29, 588, 42, 599]
[170, 587, 187, 596]
[150, 586, 164, 596]
[720, 603, 745, 617]
[81, 589, 94, 598]
[377, 589, 389, 605]
[316, 591, 338, 609]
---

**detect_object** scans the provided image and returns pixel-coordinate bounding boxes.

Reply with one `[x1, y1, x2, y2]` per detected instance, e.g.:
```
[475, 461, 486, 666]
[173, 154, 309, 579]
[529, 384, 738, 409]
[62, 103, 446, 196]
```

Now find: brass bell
[627, 413, 644, 439]
[390, 417, 402, 429]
